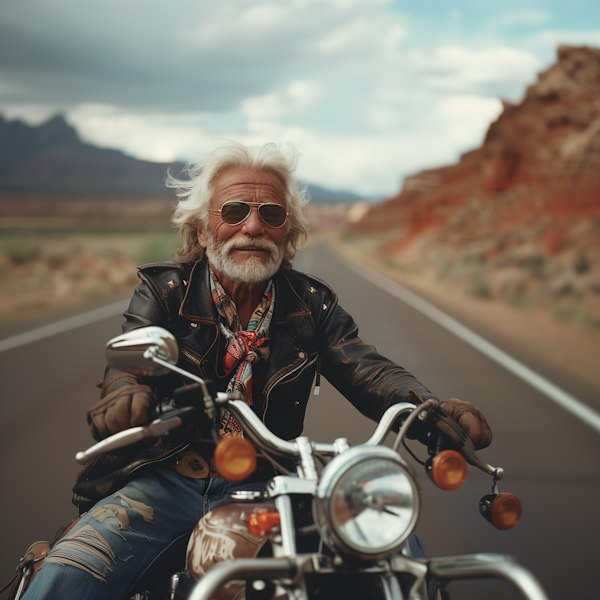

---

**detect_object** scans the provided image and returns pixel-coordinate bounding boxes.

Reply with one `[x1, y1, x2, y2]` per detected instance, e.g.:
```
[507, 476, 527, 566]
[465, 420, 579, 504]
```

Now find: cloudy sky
[2, 0, 599, 198]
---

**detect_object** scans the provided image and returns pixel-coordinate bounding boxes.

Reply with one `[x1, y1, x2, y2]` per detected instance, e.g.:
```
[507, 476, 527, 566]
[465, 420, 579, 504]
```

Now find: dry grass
[0, 231, 181, 327]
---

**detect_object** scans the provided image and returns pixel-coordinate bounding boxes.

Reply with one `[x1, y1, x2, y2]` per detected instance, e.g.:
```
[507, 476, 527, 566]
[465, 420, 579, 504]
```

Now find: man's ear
[197, 225, 207, 249]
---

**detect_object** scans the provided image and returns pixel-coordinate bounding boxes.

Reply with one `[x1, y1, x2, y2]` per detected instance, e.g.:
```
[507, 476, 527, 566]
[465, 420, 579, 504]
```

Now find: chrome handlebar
[76, 392, 501, 481]
[221, 398, 418, 460]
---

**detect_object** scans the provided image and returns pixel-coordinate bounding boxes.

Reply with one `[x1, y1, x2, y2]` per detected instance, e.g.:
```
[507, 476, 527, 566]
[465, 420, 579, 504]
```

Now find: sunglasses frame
[209, 201, 290, 229]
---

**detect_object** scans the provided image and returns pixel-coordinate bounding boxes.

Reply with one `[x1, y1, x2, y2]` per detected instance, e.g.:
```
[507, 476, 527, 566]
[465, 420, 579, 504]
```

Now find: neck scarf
[209, 268, 275, 438]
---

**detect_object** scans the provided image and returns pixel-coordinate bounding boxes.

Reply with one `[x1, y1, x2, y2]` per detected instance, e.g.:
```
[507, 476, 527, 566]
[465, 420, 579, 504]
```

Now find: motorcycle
[9, 326, 549, 600]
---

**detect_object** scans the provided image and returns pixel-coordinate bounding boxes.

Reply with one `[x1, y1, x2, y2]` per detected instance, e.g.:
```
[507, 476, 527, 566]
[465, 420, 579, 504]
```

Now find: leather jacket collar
[178, 260, 314, 327]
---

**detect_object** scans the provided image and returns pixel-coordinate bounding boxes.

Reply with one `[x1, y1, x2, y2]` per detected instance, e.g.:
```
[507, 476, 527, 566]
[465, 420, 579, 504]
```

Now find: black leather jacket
[73, 259, 437, 508]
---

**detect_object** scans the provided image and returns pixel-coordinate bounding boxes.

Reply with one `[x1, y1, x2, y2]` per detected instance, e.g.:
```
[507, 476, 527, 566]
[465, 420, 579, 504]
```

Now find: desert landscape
[1, 45, 599, 389]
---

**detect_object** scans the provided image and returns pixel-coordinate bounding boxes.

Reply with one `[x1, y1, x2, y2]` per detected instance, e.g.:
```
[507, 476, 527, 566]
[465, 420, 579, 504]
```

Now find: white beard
[205, 234, 284, 284]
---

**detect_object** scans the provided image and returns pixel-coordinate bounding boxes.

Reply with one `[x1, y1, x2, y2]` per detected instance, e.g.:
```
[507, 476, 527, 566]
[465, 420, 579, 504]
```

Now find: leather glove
[87, 384, 155, 442]
[440, 398, 493, 450]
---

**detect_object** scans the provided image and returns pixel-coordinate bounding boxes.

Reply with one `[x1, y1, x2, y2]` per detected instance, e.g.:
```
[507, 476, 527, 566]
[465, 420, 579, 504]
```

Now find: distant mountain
[305, 183, 364, 204]
[0, 115, 183, 196]
[0, 115, 364, 202]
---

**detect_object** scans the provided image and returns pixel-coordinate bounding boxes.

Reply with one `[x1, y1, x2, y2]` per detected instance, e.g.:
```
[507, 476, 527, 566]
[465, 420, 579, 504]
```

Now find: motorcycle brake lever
[431, 409, 475, 454]
[431, 409, 503, 480]
[75, 411, 189, 464]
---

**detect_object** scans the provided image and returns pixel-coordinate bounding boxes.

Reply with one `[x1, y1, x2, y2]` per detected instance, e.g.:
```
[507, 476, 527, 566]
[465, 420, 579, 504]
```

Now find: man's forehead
[212, 167, 286, 204]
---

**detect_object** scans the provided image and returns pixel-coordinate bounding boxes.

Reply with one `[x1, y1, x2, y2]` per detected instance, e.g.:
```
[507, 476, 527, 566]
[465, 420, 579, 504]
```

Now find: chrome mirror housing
[105, 326, 179, 376]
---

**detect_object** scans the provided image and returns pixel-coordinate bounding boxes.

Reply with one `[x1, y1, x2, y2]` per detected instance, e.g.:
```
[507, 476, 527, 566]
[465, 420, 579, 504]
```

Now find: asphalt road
[1, 241, 599, 599]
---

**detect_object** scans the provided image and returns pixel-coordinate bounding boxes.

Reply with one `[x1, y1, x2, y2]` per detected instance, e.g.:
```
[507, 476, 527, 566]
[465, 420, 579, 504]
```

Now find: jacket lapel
[176, 261, 231, 387]
[176, 262, 318, 394]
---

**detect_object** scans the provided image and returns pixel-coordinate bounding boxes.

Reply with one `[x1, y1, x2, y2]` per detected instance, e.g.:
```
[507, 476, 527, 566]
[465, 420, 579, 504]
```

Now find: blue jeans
[23, 465, 272, 600]
[24, 465, 430, 600]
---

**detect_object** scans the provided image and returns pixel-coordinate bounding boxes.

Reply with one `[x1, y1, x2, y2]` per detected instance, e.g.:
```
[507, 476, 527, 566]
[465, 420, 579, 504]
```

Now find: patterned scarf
[209, 268, 275, 438]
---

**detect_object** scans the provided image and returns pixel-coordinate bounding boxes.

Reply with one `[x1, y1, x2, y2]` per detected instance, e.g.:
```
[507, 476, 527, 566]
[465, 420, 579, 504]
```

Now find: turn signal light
[479, 493, 522, 530]
[214, 437, 257, 481]
[427, 450, 468, 491]
[248, 510, 281, 536]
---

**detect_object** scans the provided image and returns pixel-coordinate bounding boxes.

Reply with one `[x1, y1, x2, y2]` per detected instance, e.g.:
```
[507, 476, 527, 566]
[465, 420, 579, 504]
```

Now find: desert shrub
[573, 253, 591, 274]
[2, 239, 41, 264]
[136, 235, 179, 265]
[470, 278, 491, 298]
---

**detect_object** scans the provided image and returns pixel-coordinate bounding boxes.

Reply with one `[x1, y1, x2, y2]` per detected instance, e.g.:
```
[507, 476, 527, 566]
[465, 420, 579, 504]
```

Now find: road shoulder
[331, 234, 600, 393]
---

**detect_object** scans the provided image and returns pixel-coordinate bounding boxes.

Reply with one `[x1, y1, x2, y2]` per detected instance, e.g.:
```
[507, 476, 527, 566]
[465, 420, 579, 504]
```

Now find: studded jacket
[72, 259, 437, 508]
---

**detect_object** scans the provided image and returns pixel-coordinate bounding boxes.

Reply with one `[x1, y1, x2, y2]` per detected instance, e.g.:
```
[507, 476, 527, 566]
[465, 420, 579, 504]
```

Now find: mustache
[225, 237, 278, 253]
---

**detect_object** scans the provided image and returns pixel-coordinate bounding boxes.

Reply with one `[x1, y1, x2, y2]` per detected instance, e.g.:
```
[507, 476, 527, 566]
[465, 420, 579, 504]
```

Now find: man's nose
[240, 206, 266, 235]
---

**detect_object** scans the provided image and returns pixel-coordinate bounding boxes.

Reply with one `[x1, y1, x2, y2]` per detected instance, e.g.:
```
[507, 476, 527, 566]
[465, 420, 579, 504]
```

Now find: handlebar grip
[75, 416, 182, 464]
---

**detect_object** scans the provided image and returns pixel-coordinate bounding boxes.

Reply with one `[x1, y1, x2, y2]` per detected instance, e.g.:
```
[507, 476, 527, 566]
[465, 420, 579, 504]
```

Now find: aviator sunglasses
[210, 201, 289, 228]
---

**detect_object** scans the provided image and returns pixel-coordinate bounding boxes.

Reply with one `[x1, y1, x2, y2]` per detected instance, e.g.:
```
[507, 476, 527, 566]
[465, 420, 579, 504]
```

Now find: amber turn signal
[479, 492, 522, 530]
[248, 510, 281, 536]
[214, 436, 257, 481]
[427, 450, 468, 491]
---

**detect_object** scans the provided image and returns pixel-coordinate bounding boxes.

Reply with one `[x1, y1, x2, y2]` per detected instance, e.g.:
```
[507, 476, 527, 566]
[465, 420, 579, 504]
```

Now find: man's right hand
[440, 398, 493, 450]
[87, 384, 155, 441]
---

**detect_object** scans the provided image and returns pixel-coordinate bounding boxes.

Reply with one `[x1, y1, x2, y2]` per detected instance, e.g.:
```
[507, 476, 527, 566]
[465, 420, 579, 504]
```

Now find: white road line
[0, 299, 130, 353]
[341, 253, 600, 436]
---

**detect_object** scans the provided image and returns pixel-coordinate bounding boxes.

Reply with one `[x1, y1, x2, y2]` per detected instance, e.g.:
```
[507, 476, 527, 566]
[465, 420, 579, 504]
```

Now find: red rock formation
[352, 45, 600, 328]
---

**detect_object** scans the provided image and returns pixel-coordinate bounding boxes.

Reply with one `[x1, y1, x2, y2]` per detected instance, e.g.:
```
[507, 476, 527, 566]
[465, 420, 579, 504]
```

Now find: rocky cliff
[352, 45, 600, 329]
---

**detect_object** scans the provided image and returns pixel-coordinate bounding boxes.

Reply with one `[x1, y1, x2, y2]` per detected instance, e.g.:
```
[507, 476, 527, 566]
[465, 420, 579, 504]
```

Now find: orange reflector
[214, 437, 257, 481]
[430, 450, 468, 491]
[248, 510, 281, 536]
[490, 493, 522, 530]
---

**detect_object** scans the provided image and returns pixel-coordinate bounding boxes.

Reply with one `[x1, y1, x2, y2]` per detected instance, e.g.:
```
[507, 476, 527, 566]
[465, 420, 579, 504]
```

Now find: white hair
[168, 140, 310, 268]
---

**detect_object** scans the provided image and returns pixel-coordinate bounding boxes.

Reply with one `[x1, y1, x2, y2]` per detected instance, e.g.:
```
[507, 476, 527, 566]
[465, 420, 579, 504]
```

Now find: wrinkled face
[197, 167, 288, 285]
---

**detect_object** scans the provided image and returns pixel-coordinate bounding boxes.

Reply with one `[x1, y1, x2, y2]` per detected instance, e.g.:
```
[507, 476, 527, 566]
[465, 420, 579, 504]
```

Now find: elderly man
[23, 141, 491, 600]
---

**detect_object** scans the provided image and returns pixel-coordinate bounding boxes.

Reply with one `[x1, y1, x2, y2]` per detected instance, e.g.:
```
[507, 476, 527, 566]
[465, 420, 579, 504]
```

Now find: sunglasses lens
[220, 202, 251, 225]
[259, 204, 287, 227]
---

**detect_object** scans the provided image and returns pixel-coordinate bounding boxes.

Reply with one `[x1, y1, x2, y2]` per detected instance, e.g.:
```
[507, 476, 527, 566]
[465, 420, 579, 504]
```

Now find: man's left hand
[440, 398, 493, 450]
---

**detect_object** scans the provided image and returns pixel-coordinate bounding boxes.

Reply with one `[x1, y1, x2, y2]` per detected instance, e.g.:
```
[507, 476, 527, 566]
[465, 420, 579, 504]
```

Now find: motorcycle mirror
[479, 492, 522, 530]
[105, 326, 179, 376]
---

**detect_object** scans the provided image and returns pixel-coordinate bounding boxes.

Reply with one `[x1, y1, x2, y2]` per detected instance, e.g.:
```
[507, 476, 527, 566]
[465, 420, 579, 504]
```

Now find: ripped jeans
[22, 464, 274, 600]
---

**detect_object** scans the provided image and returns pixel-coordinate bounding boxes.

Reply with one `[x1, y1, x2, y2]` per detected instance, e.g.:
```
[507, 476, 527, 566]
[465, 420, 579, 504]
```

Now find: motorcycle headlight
[314, 445, 421, 561]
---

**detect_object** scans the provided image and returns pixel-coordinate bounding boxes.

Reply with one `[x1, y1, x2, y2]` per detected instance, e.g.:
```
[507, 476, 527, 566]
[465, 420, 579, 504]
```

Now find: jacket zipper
[181, 347, 201, 367]
[263, 354, 318, 424]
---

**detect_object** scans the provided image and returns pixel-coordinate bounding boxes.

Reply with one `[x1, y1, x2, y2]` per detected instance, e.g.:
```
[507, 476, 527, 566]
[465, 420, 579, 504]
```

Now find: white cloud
[238, 3, 289, 29]
[429, 95, 503, 147]
[240, 81, 320, 120]
[316, 15, 407, 57]
[68, 105, 212, 163]
[410, 46, 541, 100]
